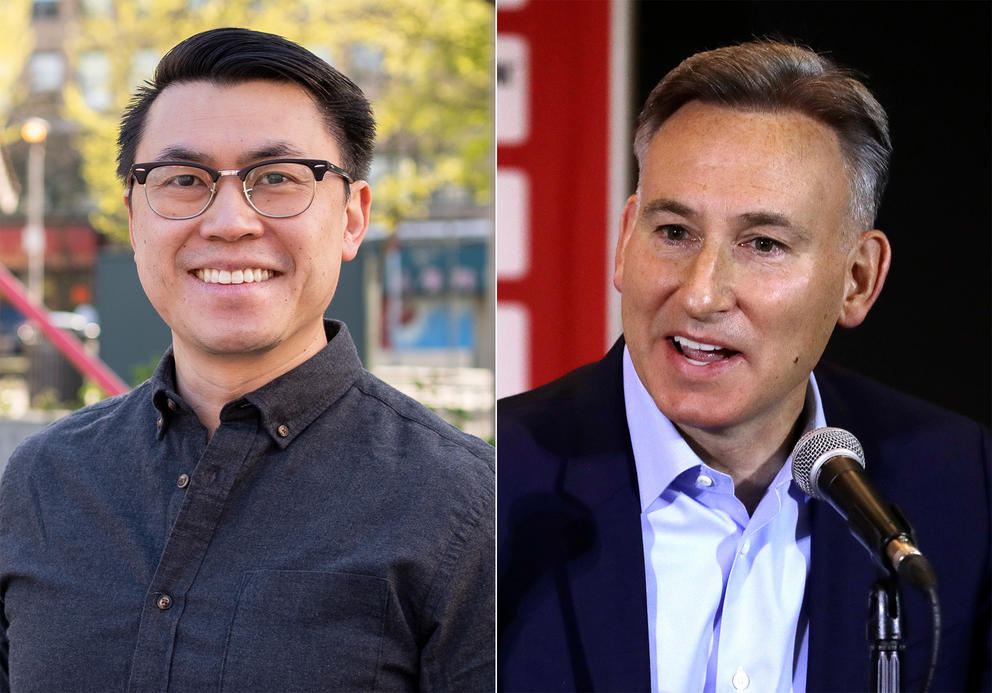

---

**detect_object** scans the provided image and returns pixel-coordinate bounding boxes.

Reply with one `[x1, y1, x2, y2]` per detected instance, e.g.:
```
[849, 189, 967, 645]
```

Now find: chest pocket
[221, 569, 389, 692]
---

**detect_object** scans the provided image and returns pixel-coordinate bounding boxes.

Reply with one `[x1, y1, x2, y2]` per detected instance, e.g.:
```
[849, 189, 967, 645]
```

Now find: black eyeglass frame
[128, 158, 354, 220]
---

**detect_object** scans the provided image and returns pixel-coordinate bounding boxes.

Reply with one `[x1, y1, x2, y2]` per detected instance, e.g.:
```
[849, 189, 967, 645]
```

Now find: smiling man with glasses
[0, 27, 494, 692]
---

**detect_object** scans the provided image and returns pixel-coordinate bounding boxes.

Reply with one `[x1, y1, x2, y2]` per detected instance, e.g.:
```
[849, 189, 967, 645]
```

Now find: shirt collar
[623, 345, 827, 512]
[150, 320, 363, 447]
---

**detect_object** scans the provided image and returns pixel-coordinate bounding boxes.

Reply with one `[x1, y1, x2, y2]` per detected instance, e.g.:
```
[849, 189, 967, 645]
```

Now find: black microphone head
[791, 427, 865, 499]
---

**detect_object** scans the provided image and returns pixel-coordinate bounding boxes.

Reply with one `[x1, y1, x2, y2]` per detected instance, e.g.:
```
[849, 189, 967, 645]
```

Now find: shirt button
[277, 424, 289, 438]
[177, 474, 190, 489]
[732, 666, 750, 690]
[156, 417, 163, 429]
[696, 474, 713, 487]
[156, 594, 172, 610]
[740, 540, 751, 555]
[167, 399, 177, 411]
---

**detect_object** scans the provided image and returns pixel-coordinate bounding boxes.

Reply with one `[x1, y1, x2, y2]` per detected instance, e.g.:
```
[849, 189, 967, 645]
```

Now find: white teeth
[685, 357, 709, 366]
[674, 336, 721, 351]
[196, 268, 273, 285]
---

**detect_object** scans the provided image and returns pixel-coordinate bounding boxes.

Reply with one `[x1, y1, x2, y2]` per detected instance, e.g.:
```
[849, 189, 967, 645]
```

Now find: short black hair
[117, 27, 376, 182]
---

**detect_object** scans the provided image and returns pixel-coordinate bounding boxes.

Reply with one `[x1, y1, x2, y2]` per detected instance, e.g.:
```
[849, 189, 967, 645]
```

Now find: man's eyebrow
[241, 141, 306, 162]
[640, 198, 699, 220]
[154, 146, 207, 163]
[737, 210, 795, 229]
[150, 141, 306, 166]
[737, 211, 812, 240]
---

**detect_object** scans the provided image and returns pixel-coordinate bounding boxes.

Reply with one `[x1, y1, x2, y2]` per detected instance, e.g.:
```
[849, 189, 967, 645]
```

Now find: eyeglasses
[128, 158, 354, 220]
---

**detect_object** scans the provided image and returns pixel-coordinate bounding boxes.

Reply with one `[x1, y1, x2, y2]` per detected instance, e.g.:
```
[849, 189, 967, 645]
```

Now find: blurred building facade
[2, 0, 95, 316]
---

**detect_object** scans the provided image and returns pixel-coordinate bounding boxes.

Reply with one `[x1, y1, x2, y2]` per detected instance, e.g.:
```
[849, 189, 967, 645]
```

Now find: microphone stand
[867, 577, 903, 693]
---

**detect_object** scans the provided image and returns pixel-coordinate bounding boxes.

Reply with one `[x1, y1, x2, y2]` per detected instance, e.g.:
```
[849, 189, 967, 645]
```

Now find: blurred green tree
[0, 0, 34, 129]
[63, 0, 493, 243]
[0, 0, 35, 211]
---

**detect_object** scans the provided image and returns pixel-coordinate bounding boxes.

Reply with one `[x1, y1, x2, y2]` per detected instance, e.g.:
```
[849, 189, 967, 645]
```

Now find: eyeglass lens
[143, 162, 318, 219]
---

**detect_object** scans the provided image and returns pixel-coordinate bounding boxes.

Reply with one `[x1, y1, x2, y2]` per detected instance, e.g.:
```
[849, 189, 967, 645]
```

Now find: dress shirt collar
[150, 320, 363, 447]
[622, 346, 827, 512]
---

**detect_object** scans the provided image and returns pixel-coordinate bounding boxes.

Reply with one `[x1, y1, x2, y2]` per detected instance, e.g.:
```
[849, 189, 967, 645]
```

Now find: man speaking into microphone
[498, 40, 990, 692]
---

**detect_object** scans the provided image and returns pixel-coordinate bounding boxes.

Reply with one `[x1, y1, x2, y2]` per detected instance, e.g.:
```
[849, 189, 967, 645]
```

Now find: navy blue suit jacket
[498, 339, 991, 692]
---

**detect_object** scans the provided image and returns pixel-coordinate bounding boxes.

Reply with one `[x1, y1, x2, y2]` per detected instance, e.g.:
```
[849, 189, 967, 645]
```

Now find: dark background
[634, 1, 991, 425]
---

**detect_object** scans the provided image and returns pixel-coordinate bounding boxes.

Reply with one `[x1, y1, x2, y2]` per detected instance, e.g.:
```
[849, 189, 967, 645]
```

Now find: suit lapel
[556, 340, 652, 691]
[806, 369, 880, 691]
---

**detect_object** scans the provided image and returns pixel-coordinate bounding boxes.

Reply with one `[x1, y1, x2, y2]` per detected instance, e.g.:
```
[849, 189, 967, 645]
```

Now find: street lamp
[20, 117, 49, 304]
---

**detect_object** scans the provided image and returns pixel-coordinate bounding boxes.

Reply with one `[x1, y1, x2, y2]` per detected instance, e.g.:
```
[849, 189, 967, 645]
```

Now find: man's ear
[838, 229, 891, 327]
[613, 193, 639, 293]
[341, 181, 371, 262]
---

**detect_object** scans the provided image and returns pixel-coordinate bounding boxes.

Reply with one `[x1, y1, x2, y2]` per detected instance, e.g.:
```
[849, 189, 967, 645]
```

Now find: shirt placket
[713, 482, 792, 693]
[126, 416, 258, 693]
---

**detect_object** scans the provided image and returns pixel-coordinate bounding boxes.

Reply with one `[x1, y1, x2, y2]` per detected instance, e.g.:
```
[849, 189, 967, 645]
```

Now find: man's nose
[197, 176, 265, 241]
[679, 242, 735, 319]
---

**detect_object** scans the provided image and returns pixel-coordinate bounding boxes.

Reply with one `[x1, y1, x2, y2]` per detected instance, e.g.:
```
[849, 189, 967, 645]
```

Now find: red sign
[497, 0, 612, 396]
[0, 224, 98, 270]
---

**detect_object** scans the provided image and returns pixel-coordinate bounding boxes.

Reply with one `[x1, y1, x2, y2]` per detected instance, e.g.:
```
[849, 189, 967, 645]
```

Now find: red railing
[0, 263, 129, 396]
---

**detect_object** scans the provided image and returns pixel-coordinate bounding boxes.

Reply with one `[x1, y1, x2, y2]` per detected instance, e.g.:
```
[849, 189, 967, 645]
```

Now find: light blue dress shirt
[623, 347, 826, 693]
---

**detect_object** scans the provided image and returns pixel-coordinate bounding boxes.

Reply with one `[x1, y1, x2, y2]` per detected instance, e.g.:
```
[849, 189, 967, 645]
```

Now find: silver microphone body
[791, 427, 936, 589]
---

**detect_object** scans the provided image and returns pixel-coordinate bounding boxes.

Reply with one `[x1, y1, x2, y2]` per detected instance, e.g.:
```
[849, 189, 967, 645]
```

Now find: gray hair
[633, 40, 891, 231]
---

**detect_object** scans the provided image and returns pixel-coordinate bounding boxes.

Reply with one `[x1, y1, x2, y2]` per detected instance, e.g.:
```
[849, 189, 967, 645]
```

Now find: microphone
[791, 427, 936, 590]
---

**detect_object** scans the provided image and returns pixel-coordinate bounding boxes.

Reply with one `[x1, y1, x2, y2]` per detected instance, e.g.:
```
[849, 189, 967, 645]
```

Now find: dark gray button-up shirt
[0, 321, 494, 692]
